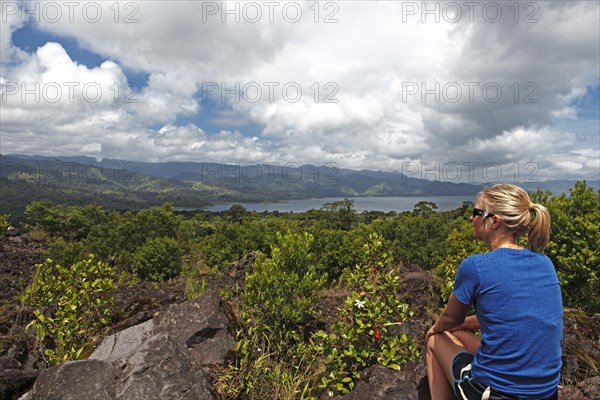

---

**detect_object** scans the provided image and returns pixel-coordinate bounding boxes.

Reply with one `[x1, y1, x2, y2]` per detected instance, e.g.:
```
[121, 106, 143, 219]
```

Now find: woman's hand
[448, 315, 480, 333]
[426, 293, 469, 342]
[426, 325, 438, 342]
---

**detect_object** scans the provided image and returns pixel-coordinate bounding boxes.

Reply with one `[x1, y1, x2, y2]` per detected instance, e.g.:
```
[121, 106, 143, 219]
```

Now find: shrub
[388, 209, 454, 270]
[243, 231, 326, 336]
[218, 231, 326, 398]
[311, 226, 364, 283]
[0, 214, 10, 231]
[21, 254, 115, 365]
[182, 247, 211, 300]
[435, 220, 487, 302]
[131, 236, 183, 281]
[215, 323, 321, 400]
[313, 233, 419, 396]
[24, 202, 105, 240]
[44, 237, 87, 270]
[533, 182, 600, 312]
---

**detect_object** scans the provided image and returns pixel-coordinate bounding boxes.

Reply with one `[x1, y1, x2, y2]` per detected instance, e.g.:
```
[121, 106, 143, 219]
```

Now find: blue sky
[11, 21, 265, 136]
[1, 1, 598, 182]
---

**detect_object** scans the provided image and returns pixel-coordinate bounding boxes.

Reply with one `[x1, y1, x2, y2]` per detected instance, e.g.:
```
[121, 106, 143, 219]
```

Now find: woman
[426, 184, 562, 400]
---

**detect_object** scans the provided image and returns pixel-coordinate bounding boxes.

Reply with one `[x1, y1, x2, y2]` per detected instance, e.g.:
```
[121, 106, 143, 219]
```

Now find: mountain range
[1, 154, 597, 219]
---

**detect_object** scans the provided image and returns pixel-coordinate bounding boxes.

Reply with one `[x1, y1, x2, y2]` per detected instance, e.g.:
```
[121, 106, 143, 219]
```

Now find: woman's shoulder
[467, 248, 554, 269]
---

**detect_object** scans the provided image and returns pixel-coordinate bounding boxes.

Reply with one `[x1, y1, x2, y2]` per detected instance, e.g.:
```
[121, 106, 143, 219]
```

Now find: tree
[436, 219, 487, 301]
[322, 199, 357, 230]
[412, 200, 438, 217]
[131, 237, 184, 281]
[243, 231, 325, 334]
[226, 204, 247, 223]
[386, 208, 456, 270]
[24, 202, 105, 241]
[534, 181, 600, 312]
[21, 254, 115, 365]
[0, 214, 10, 231]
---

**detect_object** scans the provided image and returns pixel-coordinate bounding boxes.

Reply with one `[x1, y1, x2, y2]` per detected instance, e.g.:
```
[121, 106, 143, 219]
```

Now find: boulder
[114, 334, 215, 400]
[577, 376, 600, 399]
[5, 226, 20, 237]
[0, 356, 37, 400]
[29, 359, 117, 400]
[21, 291, 233, 399]
[90, 290, 236, 367]
[155, 290, 236, 365]
[89, 319, 156, 362]
[559, 386, 588, 400]
[325, 359, 428, 400]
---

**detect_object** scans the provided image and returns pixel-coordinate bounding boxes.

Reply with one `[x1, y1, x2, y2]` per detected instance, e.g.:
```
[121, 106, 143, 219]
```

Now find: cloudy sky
[1, 0, 598, 183]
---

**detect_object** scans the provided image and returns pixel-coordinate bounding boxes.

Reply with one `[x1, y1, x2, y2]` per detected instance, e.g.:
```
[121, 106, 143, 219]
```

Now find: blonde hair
[479, 183, 551, 252]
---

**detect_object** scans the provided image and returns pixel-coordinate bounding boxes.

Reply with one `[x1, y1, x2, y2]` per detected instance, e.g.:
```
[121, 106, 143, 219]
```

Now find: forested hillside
[4, 154, 598, 223]
[0, 181, 598, 398]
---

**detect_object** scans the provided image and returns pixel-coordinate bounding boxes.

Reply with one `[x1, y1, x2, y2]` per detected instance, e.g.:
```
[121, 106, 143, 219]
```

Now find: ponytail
[481, 184, 552, 253]
[528, 203, 551, 252]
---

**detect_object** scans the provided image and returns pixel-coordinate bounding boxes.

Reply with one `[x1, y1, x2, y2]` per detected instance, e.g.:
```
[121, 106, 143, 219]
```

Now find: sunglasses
[472, 208, 494, 218]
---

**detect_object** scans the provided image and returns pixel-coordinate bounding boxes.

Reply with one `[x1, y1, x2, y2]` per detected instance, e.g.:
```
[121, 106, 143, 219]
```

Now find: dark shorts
[451, 352, 558, 400]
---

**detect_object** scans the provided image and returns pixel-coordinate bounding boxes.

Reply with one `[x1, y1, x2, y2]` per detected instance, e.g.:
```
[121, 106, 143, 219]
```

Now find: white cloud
[0, 0, 598, 182]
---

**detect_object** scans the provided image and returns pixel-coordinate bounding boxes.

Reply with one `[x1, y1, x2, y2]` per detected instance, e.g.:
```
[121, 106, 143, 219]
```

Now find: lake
[198, 196, 472, 213]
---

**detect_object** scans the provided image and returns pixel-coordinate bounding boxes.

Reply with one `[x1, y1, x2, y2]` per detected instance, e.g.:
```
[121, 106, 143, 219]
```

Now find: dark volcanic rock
[0, 235, 45, 311]
[0, 357, 37, 400]
[113, 334, 215, 400]
[112, 280, 184, 330]
[562, 309, 600, 385]
[558, 376, 600, 400]
[89, 319, 156, 362]
[324, 360, 428, 400]
[559, 386, 588, 400]
[397, 267, 443, 346]
[28, 359, 118, 400]
[21, 291, 231, 399]
[155, 290, 236, 365]
[92, 291, 235, 367]
[577, 376, 600, 399]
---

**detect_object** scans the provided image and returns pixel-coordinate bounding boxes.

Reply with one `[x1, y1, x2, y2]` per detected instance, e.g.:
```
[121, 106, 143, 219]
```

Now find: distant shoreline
[177, 195, 471, 213]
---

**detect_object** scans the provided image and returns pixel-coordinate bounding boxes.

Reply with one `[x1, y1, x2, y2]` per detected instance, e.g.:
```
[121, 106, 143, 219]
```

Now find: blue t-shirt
[453, 248, 563, 399]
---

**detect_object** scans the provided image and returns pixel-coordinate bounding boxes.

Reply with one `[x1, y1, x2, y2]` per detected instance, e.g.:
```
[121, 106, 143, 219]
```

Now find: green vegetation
[20, 255, 115, 365]
[13, 181, 599, 395]
[132, 236, 184, 281]
[434, 181, 600, 313]
[216, 231, 326, 399]
[436, 218, 488, 301]
[0, 214, 11, 231]
[532, 181, 600, 313]
[244, 231, 326, 336]
[314, 233, 418, 395]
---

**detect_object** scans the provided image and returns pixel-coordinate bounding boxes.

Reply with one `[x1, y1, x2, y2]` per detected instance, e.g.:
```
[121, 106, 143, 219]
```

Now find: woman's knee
[426, 332, 443, 352]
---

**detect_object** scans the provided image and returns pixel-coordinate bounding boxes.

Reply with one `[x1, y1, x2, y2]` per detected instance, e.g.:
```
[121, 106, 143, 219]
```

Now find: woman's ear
[490, 215, 502, 229]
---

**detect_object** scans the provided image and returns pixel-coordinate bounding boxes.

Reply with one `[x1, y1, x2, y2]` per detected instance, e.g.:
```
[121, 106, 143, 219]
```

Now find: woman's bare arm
[426, 293, 469, 341]
[449, 314, 480, 332]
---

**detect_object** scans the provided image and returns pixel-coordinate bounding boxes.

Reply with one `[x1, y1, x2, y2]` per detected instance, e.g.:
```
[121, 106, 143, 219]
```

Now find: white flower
[354, 299, 365, 309]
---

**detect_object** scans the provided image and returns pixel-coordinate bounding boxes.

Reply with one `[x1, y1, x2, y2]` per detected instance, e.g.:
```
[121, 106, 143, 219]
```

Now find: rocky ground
[1, 232, 599, 399]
